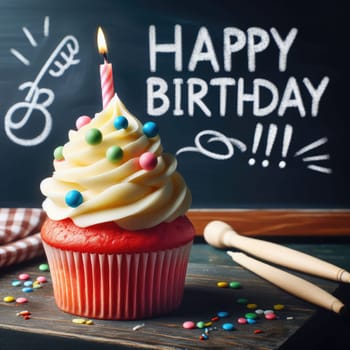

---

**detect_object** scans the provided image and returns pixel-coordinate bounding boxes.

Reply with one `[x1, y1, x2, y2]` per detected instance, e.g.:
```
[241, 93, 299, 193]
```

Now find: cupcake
[40, 94, 194, 320]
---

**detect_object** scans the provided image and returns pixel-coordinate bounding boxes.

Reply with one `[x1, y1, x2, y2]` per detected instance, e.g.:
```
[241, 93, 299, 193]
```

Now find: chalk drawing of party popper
[4, 16, 80, 146]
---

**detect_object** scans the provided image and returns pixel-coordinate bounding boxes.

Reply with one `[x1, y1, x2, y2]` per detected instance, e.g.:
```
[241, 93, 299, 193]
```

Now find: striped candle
[97, 27, 115, 108]
[100, 61, 115, 108]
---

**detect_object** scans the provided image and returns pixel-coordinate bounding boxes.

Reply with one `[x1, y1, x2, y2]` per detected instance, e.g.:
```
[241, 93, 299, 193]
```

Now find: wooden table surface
[0, 238, 349, 349]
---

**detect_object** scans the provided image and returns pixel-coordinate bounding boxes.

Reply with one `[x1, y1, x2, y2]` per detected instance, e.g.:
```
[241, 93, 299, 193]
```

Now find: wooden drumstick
[227, 251, 345, 314]
[204, 220, 350, 283]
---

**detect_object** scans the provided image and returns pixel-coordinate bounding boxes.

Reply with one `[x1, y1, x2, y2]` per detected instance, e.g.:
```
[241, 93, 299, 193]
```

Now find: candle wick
[103, 52, 108, 63]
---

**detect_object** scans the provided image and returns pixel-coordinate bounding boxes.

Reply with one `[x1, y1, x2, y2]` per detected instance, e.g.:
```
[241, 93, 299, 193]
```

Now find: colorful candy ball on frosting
[106, 146, 123, 163]
[85, 128, 103, 145]
[65, 190, 83, 208]
[142, 121, 158, 138]
[139, 152, 158, 171]
[75, 115, 92, 129]
[114, 115, 128, 130]
[53, 146, 64, 161]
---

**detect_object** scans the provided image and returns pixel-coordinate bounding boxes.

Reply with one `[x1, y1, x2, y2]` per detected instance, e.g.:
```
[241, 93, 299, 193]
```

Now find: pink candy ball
[18, 273, 30, 281]
[265, 312, 277, 320]
[237, 317, 248, 324]
[76, 115, 92, 129]
[36, 276, 47, 283]
[16, 297, 28, 304]
[182, 321, 196, 329]
[139, 152, 158, 171]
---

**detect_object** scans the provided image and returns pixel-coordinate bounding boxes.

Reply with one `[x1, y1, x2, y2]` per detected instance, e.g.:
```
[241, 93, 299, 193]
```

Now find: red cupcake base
[43, 241, 192, 320]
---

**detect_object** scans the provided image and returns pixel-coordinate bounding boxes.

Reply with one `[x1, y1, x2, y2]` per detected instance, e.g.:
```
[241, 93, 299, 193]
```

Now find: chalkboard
[0, 0, 349, 210]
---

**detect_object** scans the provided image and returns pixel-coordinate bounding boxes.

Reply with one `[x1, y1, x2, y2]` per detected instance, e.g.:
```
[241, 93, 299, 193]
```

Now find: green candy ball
[106, 146, 123, 162]
[53, 146, 64, 161]
[85, 128, 102, 145]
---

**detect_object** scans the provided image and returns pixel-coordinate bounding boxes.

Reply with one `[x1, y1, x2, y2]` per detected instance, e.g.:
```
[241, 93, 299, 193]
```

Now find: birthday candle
[97, 27, 115, 108]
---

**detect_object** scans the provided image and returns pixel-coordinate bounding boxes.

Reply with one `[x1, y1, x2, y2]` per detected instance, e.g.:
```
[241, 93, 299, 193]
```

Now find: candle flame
[97, 27, 108, 55]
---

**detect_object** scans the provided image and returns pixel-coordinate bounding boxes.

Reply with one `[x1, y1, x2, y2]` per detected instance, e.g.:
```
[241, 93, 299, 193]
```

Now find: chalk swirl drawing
[176, 129, 247, 160]
[177, 123, 332, 174]
[4, 16, 80, 146]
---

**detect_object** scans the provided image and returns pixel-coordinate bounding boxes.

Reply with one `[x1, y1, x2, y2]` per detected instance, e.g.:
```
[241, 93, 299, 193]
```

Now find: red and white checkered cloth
[0, 208, 46, 268]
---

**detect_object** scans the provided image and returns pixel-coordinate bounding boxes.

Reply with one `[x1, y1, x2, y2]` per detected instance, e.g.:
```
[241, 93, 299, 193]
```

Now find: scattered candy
[17, 310, 31, 317]
[229, 281, 241, 289]
[247, 303, 258, 310]
[85, 320, 94, 325]
[237, 317, 247, 324]
[65, 189, 83, 208]
[216, 281, 229, 288]
[286, 316, 294, 320]
[85, 128, 103, 145]
[54, 146, 64, 161]
[222, 323, 235, 331]
[236, 297, 248, 304]
[254, 329, 264, 334]
[16, 297, 28, 304]
[204, 321, 212, 327]
[264, 309, 275, 315]
[247, 318, 257, 324]
[139, 152, 158, 171]
[22, 287, 33, 293]
[23, 281, 33, 287]
[16, 311, 31, 320]
[76, 115, 92, 129]
[273, 304, 285, 311]
[132, 323, 145, 331]
[217, 311, 230, 318]
[33, 282, 42, 289]
[114, 115, 128, 130]
[183, 321, 196, 329]
[39, 263, 49, 272]
[211, 316, 219, 322]
[72, 318, 93, 325]
[106, 145, 123, 163]
[265, 312, 277, 320]
[142, 121, 158, 138]
[72, 318, 87, 324]
[36, 276, 47, 283]
[196, 321, 205, 329]
[3, 296, 15, 303]
[11, 280, 21, 287]
[255, 309, 265, 315]
[199, 333, 209, 340]
[245, 312, 258, 320]
[18, 273, 30, 281]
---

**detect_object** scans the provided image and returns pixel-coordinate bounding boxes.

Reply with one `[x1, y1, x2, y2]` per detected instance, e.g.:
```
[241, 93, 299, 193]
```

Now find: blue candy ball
[142, 121, 158, 138]
[65, 190, 83, 208]
[114, 115, 128, 130]
[222, 323, 235, 331]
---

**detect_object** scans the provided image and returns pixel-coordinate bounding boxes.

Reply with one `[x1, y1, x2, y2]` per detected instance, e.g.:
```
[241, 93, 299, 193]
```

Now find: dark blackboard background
[0, 0, 348, 209]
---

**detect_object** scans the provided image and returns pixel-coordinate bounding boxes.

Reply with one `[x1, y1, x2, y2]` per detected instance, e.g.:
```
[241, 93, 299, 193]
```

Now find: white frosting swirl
[40, 94, 192, 230]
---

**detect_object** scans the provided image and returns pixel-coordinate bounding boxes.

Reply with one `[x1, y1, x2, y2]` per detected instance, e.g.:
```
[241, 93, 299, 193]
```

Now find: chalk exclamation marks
[262, 124, 277, 167]
[279, 124, 293, 169]
[248, 123, 263, 166]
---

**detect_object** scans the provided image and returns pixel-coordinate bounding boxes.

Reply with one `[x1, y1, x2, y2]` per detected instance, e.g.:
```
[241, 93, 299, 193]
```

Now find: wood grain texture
[188, 210, 350, 236]
[0, 255, 337, 350]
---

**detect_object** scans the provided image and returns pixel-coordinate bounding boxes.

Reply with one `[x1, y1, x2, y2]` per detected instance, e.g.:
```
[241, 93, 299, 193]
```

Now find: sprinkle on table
[72, 318, 94, 325]
[38, 263, 49, 272]
[132, 323, 145, 331]
[3, 296, 15, 303]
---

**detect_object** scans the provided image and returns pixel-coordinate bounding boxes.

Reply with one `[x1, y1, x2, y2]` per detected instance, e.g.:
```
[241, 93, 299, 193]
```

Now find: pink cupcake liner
[43, 241, 192, 320]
